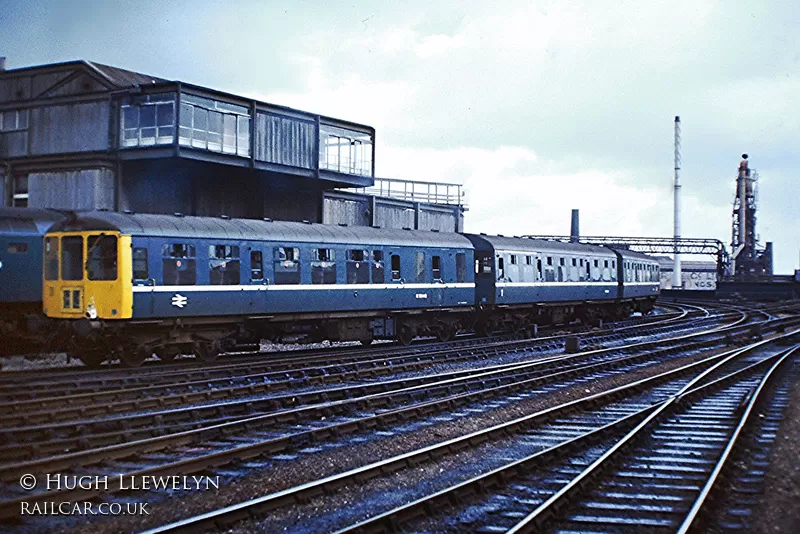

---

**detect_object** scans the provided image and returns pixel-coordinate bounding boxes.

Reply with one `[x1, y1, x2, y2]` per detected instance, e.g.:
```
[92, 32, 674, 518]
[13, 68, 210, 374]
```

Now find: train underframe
[51, 296, 657, 368]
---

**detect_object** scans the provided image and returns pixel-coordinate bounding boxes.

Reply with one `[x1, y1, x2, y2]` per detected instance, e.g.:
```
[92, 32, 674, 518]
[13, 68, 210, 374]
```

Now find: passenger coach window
[274, 247, 300, 285]
[250, 251, 263, 281]
[372, 251, 385, 283]
[391, 254, 401, 281]
[162, 244, 196, 285]
[431, 256, 441, 281]
[209, 245, 240, 285]
[414, 252, 425, 282]
[311, 248, 336, 284]
[133, 248, 149, 280]
[61, 236, 84, 281]
[7, 243, 28, 253]
[45, 237, 59, 280]
[456, 253, 466, 283]
[87, 235, 118, 281]
[347, 249, 369, 284]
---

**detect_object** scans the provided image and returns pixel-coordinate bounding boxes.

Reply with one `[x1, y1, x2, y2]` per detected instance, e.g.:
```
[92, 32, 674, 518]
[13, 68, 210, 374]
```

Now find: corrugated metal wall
[255, 112, 315, 169]
[322, 196, 370, 227]
[28, 169, 115, 210]
[29, 102, 109, 155]
[418, 208, 460, 233]
[0, 131, 27, 158]
[376, 204, 415, 230]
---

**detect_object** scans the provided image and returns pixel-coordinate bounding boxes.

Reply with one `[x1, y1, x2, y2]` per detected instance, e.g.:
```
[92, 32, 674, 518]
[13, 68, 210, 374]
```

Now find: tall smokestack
[673, 116, 682, 289]
[570, 209, 580, 243]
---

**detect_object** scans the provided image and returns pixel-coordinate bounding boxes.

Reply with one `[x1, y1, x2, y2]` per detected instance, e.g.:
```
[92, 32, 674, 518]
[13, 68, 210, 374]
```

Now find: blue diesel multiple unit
[0, 208, 64, 354]
[41, 211, 660, 367]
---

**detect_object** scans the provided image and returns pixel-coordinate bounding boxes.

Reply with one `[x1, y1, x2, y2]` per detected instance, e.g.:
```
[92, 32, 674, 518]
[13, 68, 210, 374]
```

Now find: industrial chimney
[570, 209, 580, 243]
[673, 116, 682, 288]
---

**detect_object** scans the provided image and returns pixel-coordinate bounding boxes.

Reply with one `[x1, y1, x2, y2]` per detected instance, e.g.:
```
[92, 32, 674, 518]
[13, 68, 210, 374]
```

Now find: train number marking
[171, 294, 188, 308]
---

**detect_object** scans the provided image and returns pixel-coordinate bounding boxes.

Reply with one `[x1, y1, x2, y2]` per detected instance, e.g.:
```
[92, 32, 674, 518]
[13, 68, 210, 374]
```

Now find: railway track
[130, 331, 800, 533]
[0, 304, 698, 397]
[2, 316, 798, 529]
[0, 307, 771, 459]
[0, 307, 729, 420]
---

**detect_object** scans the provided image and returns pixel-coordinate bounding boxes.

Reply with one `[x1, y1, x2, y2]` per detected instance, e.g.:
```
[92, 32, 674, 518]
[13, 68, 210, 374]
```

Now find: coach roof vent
[220, 215, 230, 220]
[338, 223, 348, 227]
[262, 217, 273, 222]
[123, 209, 134, 214]
[430, 229, 440, 232]
[302, 219, 312, 225]
[173, 212, 184, 217]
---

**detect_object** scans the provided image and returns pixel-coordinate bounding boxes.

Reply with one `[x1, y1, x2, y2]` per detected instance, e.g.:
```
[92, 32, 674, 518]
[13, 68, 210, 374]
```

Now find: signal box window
[61, 236, 84, 281]
[45, 237, 59, 280]
[431, 256, 442, 281]
[391, 254, 402, 281]
[250, 251, 263, 281]
[162, 244, 196, 285]
[312, 248, 337, 284]
[372, 251, 385, 283]
[347, 249, 369, 284]
[133, 248, 149, 280]
[209, 245, 240, 285]
[87, 235, 118, 281]
[456, 253, 466, 283]
[274, 247, 300, 285]
[414, 252, 425, 282]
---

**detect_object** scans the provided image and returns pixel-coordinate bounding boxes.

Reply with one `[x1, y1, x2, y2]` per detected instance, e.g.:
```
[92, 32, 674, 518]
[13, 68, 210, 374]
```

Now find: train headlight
[86, 301, 98, 320]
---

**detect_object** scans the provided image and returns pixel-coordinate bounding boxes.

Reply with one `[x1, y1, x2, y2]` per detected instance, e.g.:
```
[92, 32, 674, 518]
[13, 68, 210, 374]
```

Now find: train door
[248, 246, 267, 312]
[429, 253, 444, 306]
[474, 251, 495, 305]
[131, 239, 154, 316]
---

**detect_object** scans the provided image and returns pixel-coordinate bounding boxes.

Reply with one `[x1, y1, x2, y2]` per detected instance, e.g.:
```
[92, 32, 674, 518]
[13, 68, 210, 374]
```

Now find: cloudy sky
[4, 0, 799, 272]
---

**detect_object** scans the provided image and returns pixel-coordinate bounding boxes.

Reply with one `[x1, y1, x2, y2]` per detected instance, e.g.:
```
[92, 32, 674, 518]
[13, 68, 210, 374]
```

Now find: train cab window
[163, 244, 196, 285]
[390, 254, 402, 281]
[250, 251, 263, 281]
[87, 235, 118, 281]
[572, 258, 577, 267]
[547, 257, 553, 266]
[414, 252, 425, 282]
[45, 237, 59, 280]
[497, 257, 505, 279]
[61, 236, 84, 281]
[431, 256, 442, 281]
[209, 245, 240, 285]
[509, 255, 517, 265]
[7, 242, 28, 253]
[133, 248, 149, 280]
[456, 253, 466, 283]
[311, 248, 337, 284]
[372, 251, 385, 283]
[537, 259, 543, 280]
[274, 247, 300, 285]
[526, 255, 532, 265]
[347, 249, 369, 284]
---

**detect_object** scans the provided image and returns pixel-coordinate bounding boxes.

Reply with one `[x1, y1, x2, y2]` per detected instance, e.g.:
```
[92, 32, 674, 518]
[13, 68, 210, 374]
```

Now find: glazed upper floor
[0, 60, 374, 187]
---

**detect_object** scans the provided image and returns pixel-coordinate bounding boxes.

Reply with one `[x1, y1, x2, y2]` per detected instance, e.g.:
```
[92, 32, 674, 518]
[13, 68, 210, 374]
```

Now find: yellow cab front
[43, 231, 133, 320]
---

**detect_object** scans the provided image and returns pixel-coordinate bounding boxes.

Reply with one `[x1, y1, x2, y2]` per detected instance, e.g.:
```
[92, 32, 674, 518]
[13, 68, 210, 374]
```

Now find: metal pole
[673, 116, 682, 288]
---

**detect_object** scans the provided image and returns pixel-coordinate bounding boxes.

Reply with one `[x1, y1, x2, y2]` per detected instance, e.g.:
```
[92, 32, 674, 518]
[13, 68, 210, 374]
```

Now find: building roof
[84, 61, 166, 87]
[48, 211, 474, 249]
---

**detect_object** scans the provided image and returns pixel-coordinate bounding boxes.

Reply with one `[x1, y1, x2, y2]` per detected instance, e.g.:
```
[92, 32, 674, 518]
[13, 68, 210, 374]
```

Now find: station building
[0, 59, 464, 231]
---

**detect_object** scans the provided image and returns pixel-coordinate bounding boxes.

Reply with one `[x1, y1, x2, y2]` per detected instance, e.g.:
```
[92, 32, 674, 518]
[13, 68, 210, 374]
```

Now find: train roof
[464, 234, 617, 256]
[47, 211, 475, 249]
[0, 208, 66, 235]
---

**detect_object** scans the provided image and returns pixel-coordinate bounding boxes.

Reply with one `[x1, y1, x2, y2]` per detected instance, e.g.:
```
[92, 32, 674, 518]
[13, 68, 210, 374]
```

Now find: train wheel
[436, 325, 455, 343]
[195, 341, 220, 363]
[397, 326, 414, 346]
[76, 350, 106, 369]
[119, 345, 149, 368]
[155, 345, 180, 363]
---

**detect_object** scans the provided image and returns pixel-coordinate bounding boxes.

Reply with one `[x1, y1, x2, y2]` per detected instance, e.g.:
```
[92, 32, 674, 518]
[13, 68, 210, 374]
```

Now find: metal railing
[345, 177, 466, 208]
